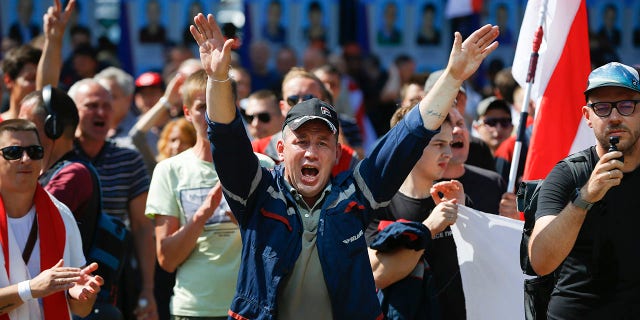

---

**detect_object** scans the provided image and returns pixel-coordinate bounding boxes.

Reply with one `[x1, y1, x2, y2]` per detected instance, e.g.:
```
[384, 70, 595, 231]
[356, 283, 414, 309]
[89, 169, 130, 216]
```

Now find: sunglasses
[286, 94, 316, 107]
[0, 145, 44, 161]
[481, 117, 513, 128]
[588, 100, 640, 117]
[244, 112, 272, 123]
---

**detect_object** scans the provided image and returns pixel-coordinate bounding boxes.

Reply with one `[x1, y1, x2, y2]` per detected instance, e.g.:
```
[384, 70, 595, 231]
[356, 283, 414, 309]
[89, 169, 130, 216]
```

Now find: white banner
[451, 206, 532, 320]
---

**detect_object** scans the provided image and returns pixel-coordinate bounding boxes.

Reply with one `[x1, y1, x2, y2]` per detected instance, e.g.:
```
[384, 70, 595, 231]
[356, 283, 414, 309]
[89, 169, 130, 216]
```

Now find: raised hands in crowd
[38, 0, 75, 89]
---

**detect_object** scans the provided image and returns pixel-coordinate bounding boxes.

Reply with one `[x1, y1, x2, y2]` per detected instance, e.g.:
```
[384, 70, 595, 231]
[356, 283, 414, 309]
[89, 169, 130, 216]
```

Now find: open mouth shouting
[301, 165, 319, 183]
[451, 139, 464, 149]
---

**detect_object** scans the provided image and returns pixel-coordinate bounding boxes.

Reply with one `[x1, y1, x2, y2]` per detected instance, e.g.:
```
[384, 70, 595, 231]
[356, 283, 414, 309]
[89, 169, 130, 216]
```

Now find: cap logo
[633, 79, 639, 88]
[321, 106, 331, 117]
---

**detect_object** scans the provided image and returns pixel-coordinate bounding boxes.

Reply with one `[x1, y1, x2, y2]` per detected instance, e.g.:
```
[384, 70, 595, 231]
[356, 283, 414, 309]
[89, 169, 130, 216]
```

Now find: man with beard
[529, 62, 640, 319]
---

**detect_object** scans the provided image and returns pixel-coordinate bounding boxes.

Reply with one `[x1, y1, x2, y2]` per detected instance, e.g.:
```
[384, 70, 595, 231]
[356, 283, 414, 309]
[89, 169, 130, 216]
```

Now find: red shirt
[43, 162, 93, 219]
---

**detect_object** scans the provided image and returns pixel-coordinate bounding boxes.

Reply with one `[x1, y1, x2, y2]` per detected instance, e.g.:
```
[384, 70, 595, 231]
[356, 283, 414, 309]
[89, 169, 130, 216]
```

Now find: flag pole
[507, 0, 548, 193]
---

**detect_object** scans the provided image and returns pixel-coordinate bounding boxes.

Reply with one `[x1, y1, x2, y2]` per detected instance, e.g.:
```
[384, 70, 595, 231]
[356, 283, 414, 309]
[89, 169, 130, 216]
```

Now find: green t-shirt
[146, 149, 241, 317]
[277, 181, 333, 319]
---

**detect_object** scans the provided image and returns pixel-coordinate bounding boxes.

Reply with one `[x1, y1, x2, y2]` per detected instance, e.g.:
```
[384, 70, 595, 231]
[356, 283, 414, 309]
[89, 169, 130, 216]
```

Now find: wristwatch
[572, 189, 594, 211]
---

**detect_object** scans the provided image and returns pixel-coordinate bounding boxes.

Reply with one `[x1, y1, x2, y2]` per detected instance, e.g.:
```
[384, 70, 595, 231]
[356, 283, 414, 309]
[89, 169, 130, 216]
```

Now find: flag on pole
[512, 0, 593, 181]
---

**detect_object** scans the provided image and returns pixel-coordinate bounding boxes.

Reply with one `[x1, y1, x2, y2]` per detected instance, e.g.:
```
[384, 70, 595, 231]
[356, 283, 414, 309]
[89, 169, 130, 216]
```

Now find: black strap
[22, 215, 38, 264]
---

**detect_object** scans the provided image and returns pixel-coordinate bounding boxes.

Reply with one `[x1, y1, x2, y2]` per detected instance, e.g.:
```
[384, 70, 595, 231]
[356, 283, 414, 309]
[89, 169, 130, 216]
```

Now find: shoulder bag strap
[22, 215, 38, 264]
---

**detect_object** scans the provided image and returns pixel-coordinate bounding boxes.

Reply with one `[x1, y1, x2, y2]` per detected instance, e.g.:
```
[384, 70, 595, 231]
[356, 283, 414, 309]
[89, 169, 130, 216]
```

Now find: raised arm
[130, 73, 185, 135]
[129, 73, 186, 171]
[190, 13, 236, 123]
[37, 0, 75, 89]
[418, 25, 499, 130]
[358, 26, 499, 207]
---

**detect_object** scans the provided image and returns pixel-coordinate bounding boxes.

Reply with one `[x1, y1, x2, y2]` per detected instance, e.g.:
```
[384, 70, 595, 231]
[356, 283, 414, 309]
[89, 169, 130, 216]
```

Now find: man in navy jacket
[191, 13, 499, 320]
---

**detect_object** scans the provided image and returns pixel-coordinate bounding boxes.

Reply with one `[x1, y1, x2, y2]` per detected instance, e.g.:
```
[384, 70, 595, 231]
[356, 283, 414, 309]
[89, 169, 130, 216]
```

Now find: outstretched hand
[67, 262, 104, 301]
[189, 13, 235, 80]
[29, 259, 81, 299]
[44, 0, 75, 43]
[417, 25, 499, 131]
[446, 24, 500, 82]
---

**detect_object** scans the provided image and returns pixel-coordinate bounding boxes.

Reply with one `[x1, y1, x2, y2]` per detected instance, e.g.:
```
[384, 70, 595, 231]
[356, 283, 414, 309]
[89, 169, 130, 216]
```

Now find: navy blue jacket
[207, 106, 437, 319]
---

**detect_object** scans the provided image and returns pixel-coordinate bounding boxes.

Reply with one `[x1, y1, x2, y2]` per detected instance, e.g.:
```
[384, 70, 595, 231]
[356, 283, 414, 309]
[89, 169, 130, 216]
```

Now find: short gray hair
[68, 78, 111, 101]
[94, 67, 135, 96]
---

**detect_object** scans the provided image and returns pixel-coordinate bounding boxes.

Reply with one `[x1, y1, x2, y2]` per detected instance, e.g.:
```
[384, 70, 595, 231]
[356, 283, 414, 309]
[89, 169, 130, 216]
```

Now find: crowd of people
[0, 0, 639, 319]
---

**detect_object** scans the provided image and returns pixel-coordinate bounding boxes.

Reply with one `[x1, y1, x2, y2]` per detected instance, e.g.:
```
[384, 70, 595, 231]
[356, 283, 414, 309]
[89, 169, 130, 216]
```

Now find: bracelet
[17, 280, 33, 302]
[209, 75, 232, 83]
[158, 97, 172, 111]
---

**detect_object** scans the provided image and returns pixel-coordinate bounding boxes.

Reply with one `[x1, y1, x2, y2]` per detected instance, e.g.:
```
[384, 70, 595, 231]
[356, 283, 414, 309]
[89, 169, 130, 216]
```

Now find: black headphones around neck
[42, 85, 65, 140]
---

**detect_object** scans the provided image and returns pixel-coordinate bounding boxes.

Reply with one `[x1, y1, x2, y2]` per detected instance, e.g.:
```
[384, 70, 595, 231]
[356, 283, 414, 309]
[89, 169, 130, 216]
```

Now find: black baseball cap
[283, 98, 339, 135]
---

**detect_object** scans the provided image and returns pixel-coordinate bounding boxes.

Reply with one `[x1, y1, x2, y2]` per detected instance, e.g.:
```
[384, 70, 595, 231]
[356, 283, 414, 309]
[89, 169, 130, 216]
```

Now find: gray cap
[476, 96, 510, 119]
[424, 69, 466, 95]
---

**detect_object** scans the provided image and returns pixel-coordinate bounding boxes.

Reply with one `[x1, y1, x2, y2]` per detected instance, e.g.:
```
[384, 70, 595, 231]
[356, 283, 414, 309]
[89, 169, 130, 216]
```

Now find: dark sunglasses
[481, 117, 513, 128]
[0, 145, 44, 161]
[286, 94, 316, 107]
[244, 112, 272, 123]
[588, 100, 640, 117]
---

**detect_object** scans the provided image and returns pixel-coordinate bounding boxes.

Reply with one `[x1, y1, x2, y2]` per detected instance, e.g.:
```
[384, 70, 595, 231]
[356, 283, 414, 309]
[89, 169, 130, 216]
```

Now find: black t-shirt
[366, 192, 466, 320]
[468, 136, 496, 172]
[453, 164, 505, 214]
[537, 147, 640, 319]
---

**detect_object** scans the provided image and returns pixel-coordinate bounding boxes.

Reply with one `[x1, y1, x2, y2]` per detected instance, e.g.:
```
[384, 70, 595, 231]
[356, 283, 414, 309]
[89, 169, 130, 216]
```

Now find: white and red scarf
[0, 185, 69, 319]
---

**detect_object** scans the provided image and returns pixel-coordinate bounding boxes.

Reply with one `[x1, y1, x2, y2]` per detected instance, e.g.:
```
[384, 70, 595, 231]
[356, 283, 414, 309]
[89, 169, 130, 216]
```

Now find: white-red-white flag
[512, 0, 593, 180]
[445, 0, 483, 19]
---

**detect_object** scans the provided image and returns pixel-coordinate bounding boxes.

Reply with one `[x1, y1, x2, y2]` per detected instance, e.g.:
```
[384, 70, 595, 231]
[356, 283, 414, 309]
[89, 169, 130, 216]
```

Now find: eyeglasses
[286, 94, 316, 107]
[244, 112, 272, 123]
[481, 117, 513, 128]
[0, 145, 44, 161]
[588, 100, 640, 117]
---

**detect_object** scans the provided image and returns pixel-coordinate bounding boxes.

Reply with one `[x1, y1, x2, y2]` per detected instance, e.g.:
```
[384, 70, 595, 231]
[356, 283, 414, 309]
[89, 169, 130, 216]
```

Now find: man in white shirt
[0, 119, 103, 319]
